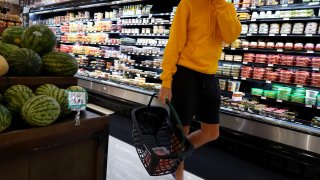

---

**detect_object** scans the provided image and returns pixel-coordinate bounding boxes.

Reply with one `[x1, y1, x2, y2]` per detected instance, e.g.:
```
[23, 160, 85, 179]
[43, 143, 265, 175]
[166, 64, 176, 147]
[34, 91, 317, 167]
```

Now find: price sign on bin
[68, 91, 87, 126]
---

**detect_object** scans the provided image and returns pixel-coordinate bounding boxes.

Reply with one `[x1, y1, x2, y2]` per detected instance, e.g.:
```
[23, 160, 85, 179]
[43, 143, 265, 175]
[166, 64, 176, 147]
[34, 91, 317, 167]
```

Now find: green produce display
[67, 85, 88, 103]
[1, 26, 26, 47]
[7, 48, 43, 76]
[293, 88, 307, 95]
[0, 104, 12, 133]
[21, 95, 60, 126]
[290, 94, 305, 103]
[4, 85, 33, 102]
[35, 84, 59, 96]
[0, 43, 19, 59]
[277, 87, 292, 101]
[264, 90, 277, 98]
[42, 52, 79, 77]
[49, 88, 70, 117]
[7, 91, 35, 113]
[21, 25, 56, 56]
[251, 88, 264, 96]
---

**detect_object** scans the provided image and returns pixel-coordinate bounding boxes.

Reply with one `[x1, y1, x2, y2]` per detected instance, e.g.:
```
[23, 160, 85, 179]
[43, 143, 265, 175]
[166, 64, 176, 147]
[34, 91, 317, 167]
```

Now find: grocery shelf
[71, 54, 119, 60]
[120, 12, 172, 19]
[120, 33, 169, 38]
[118, 62, 162, 70]
[242, 61, 320, 72]
[59, 41, 120, 47]
[134, 43, 166, 47]
[60, 31, 120, 34]
[251, 2, 320, 11]
[121, 51, 162, 57]
[246, 34, 320, 38]
[236, 7, 251, 13]
[249, 17, 320, 22]
[223, 47, 320, 55]
[121, 22, 172, 26]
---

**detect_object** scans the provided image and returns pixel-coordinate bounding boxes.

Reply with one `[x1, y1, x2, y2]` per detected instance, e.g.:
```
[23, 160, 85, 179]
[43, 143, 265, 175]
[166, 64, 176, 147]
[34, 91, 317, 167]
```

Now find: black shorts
[171, 65, 221, 126]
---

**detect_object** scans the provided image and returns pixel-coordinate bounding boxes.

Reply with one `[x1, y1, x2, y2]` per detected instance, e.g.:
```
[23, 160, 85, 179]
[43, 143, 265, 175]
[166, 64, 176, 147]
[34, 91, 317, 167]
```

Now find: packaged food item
[241, 24, 249, 34]
[284, 42, 293, 50]
[233, 55, 243, 62]
[306, 90, 319, 98]
[280, 23, 292, 34]
[252, 67, 266, 79]
[304, 43, 315, 51]
[249, 42, 258, 48]
[268, 54, 281, 64]
[275, 42, 284, 49]
[244, 53, 255, 62]
[264, 90, 277, 98]
[242, 40, 250, 48]
[225, 55, 233, 61]
[258, 23, 269, 34]
[258, 41, 266, 49]
[265, 71, 279, 81]
[241, 66, 253, 78]
[281, 55, 295, 66]
[251, 88, 264, 96]
[266, 42, 275, 49]
[306, 97, 317, 105]
[255, 54, 268, 63]
[219, 79, 227, 91]
[269, 23, 280, 34]
[277, 87, 292, 101]
[311, 57, 320, 68]
[279, 70, 294, 83]
[311, 72, 320, 87]
[305, 22, 318, 34]
[293, 88, 307, 95]
[316, 44, 320, 51]
[293, 43, 304, 50]
[292, 23, 305, 34]
[294, 71, 310, 85]
[249, 23, 259, 34]
[295, 56, 310, 67]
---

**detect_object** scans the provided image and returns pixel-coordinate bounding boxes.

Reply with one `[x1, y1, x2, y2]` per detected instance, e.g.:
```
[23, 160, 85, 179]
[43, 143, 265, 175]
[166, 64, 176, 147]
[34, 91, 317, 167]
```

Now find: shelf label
[241, 77, 247, 80]
[268, 64, 274, 67]
[281, 4, 288, 7]
[312, 67, 320, 71]
[251, 19, 256, 22]
[277, 49, 283, 52]
[251, 6, 256, 9]
[283, 18, 290, 21]
[266, 81, 272, 84]
[153, 66, 157, 68]
[243, 62, 248, 65]
[307, 50, 314, 54]
[269, 34, 275, 36]
[243, 48, 249, 50]
[296, 84, 303, 87]
[281, 34, 288, 36]
[317, 106, 320, 110]
[306, 105, 313, 108]
[261, 96, 267, 100]
[276, 99, 283, 103]
[247, 33, 252, 36]
[231, 48, 236, 50]
[233, 77, 238, 79]
[306, 34, 313, 37]
[146, 65, 149, 67]
[149, 14, 153, 18]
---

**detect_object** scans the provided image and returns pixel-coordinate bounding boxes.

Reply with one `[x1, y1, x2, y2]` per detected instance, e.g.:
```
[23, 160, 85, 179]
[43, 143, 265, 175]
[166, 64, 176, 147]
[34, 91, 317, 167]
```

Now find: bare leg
[175, 123, 219, 180]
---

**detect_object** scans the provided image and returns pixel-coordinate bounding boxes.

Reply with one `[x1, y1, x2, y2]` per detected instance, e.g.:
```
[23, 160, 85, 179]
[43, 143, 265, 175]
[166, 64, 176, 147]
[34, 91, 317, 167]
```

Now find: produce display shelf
[134, 43, 166, 47]
[60, 41, 120, 47]
[120, 12, 172, 19]
[248, 17, 320, 22]
[75, 75, 157, 95]
[251, 2, 320, 11]
[223, 47, 320, 55]
[120, 33, 169, 38]
[71, 54, 119, 60]
[242, 62, 320, 72]
[118, 62, 162, 69]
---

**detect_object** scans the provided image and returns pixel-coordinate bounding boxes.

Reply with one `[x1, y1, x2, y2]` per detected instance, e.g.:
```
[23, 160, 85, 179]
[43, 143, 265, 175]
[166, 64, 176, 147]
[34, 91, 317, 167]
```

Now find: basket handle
[147, 93, 158, 107]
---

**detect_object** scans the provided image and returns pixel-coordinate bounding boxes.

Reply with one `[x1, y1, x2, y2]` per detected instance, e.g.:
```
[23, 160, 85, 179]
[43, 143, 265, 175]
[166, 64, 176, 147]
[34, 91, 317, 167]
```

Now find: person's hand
[158, 87, 172, 104]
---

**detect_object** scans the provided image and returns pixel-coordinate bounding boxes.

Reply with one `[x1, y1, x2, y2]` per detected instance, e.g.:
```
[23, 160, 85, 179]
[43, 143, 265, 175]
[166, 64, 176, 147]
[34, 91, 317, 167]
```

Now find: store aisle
[107, 136, 203, 180]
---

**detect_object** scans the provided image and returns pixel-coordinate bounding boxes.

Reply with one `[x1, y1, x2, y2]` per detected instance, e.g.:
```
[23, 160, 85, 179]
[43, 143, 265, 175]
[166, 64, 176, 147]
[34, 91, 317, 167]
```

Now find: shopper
[159, 0, 241, 179]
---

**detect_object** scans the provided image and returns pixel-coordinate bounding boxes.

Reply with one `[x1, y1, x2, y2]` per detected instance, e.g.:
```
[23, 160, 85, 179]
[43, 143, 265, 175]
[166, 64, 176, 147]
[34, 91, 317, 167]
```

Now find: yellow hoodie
[161, 0, 241, 88]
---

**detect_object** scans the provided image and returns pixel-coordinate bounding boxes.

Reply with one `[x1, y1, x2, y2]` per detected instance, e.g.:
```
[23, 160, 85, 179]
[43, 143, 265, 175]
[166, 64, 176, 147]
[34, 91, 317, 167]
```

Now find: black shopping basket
[131, 93, 194, 176]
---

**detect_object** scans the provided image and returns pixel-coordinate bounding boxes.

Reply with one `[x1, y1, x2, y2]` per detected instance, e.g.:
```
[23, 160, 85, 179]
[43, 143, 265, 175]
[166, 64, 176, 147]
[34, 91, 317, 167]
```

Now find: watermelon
[2, 26, 26, 47]
[49, 88, 70, 116]
[21, 25, 56, 56]
[7, 91, 35, 113]
[35, 84, 58, 96]
[67, 86, 88, 103]
[4, 85, 33, 102]
[0, 43, 19, 59]
[0, 55, 9, 77]
[7, 48, 43, 76]
[21, 95, 60, 126]
[0, 104, 11, 132]
[42, 52, 78, 77]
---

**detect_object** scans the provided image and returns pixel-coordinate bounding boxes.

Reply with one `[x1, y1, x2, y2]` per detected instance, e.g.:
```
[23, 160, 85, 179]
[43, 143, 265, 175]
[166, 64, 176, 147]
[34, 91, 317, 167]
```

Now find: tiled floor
[107, 136, 204, 180]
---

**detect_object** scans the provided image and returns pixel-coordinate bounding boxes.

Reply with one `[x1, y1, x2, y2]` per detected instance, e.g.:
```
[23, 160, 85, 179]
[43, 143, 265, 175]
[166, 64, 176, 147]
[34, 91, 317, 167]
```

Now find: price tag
[243, 62, 248, 64]
[251, 6, 256, 9]
[283, 18, 290, 21]
[277, 99, 283, 103]
[140, 64, 143, 66]
[261, 97, 267, 100]
[306, 105, 312, 108]
[268, 64, 274, 67]
[281, 34, 288, 36]
[282, 4, 288, 7]
[312, 67, 320, 71]
[317, 106, 320, 110]
[231, 48, 236, 50]
[251, 19, 256, 22]
[241, 7, 246, 10]
[241, 77, 247, 80]
[153, 66, 157, 68]
[296, 84, 303, 87]
[149, 14, 153, 18]
[266, 81, 272, 84]
[306, 34, 313, 37]
[136, 74, 141, 77]
[146, 65, 149, 67]
[233, 77, 238, 79]
[243, 48, 249, 50]
[307, 50, 314, 54]
[277, 49, 283, 52]
[309, 2, 320, 5]
[68, 91, 87, 126]
[269, 34, 275, 36]
[247, 33, 252, 36]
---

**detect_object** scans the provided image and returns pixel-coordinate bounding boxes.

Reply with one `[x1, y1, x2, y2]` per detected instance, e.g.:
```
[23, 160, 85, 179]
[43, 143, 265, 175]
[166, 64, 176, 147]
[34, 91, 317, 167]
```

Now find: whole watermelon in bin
[0, 42, 19, 59]
[42, 52, 78, 77]
[0, 104, 12, 133]
[2, 26, 26, 47]
[21, 25, 56, 56]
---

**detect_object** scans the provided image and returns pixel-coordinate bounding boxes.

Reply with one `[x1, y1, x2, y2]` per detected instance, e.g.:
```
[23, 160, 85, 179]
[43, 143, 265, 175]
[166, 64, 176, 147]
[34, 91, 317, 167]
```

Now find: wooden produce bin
[0, 110, 110, 180]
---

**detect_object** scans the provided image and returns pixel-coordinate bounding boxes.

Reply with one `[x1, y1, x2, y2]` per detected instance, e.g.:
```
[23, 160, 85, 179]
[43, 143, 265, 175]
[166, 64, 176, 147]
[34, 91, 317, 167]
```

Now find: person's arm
[160, 0, 190, 88]
[217, 3, 241, 44]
